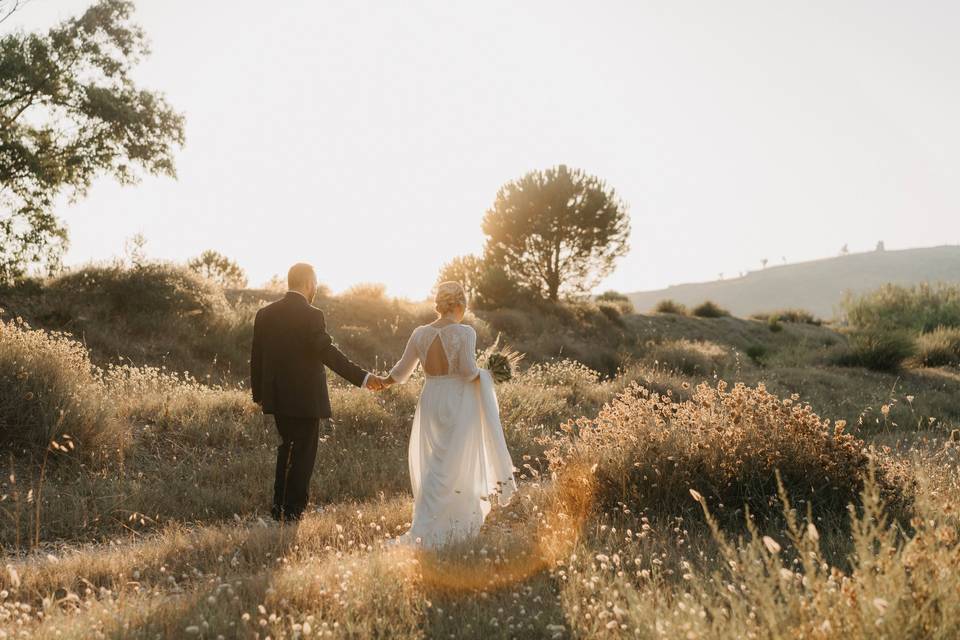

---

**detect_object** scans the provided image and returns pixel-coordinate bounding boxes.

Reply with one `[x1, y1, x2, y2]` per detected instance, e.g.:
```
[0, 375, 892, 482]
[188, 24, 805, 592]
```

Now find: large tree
[481, 165, 630, 301]
[0, 0, 185, 281]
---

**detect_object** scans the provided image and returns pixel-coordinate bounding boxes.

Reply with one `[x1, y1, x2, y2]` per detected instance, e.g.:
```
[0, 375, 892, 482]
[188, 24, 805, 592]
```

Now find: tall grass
[843, 282, 960, 333]
[914, 326, 960, 367]
[0, 318, 120, 453]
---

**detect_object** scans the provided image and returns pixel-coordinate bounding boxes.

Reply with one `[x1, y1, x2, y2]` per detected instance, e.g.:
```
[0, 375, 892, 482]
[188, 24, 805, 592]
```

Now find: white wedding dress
[388, 323, 517, 548]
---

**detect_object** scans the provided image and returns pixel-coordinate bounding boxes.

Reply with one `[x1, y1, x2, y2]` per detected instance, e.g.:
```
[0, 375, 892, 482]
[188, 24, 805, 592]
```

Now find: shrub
[546, 382, 910, 524]
[751, 308, 822, 325]
[597, 302, 626, 327]
[768, 315, 784, 332]
[0, 318, 120, 452]
[187, 250, 248, 289]
[648, 339, 729, 378]
[915, 327, 960, 367]
[834, 329, 916, 372]
[596, 290, 634, 315]
[653, 299, 687, 315]
[691, 300, 730, 318]
[843, 283, 960, 333]
[48, 263, 230, 333]
[342, 282, 388, 300]
[42, 263, 246, 377]
[745, 344, 769, 364]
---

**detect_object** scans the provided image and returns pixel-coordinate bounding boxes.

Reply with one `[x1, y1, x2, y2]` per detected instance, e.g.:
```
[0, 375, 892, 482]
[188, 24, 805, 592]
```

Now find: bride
[378, 281, 517, 548]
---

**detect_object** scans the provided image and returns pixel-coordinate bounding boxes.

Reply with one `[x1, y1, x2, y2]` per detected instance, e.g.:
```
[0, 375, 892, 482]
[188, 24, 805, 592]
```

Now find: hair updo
[435, 281, 467, 315]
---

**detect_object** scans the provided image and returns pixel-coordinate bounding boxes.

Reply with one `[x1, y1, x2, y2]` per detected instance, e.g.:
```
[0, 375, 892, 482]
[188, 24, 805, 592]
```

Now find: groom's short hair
[287, 263, 316, 290]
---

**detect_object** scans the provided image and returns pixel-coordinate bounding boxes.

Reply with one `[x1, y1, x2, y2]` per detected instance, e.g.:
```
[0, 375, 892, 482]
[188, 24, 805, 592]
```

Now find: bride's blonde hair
[435, 281, 467, 315]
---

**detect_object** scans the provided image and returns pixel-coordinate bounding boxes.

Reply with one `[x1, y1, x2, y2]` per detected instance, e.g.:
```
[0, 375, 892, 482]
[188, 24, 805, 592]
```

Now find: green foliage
[187, 250, 248, 289]
[752, 308, 822, 325]
[436, 255, 482, 302]
[481, 165, 630, 301]
[49, 263, 229, 332]
[843, 283, 960, 333]
[691, 300, 730, 318]
[745, 343, 769, 363]
[480, 335, 524, 383]
[768, 315, 784, 332]
[436, 254, 520, 309]
[653, 299, 688, 315]
[915, 327, 960, 367]
[834, 329, 916, 372]
[0, 0, 185, 282]
[0, 318, 120, 452]
[596, 290, 634, 315]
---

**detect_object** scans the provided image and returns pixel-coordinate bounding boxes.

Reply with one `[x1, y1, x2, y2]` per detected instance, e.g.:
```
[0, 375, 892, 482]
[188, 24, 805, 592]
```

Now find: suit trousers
[271, 415, 326, 521]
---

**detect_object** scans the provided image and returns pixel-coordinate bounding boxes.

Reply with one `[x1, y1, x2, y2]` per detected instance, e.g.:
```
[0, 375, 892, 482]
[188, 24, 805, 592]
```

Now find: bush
[0, 318, 121, 453]
[745, 344, 769, 364]
[41, 263, 246, 377]
[691, 301, 730, 318]
[751, 308, 822, 325]
[547, 382, 910, 524]
[48, 263, 230, 333]
[596, 290, 634, 315]
[915, 327, 960, 367]
[843, 283, 960, 333]
[768, 315, 784, 332]
[653, 299, 687, 315]
[648, 339, 730, 378]
[597, 302, 626, 327]
[834, 329, 916, 372]
[187, 250, 248, 289]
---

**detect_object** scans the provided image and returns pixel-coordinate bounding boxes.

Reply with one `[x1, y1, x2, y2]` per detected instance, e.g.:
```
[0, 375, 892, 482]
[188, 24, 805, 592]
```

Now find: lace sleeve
[389, 328, 421, 384]
[460, 326, 481, 381]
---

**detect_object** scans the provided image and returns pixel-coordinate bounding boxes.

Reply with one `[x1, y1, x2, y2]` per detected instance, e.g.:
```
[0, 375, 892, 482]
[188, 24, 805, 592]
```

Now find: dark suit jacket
[250, 292, 368, 418]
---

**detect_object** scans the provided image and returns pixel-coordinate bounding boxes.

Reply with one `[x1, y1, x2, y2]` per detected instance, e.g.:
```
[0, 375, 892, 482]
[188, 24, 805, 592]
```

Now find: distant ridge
[626, 245, 960, 319]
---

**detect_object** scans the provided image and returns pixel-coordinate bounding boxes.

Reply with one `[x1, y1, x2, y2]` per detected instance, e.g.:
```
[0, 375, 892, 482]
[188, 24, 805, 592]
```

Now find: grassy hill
[627, 245, 960, 318]
[2, 265, 960, 637]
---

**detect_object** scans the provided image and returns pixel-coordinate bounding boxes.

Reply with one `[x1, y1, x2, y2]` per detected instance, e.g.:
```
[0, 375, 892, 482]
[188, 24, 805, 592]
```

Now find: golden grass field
[1, 269, 959, 639]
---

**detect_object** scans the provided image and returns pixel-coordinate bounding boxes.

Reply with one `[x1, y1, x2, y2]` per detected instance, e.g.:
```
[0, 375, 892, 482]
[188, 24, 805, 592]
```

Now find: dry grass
[4, 280, 960, 638]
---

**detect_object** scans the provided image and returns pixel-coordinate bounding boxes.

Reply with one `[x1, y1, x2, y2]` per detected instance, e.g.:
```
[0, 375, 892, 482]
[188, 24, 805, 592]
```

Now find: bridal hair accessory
[435, 281, 467, 314]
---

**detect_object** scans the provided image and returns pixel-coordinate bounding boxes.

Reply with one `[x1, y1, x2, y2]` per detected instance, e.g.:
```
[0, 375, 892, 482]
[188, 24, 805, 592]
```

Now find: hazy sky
[6, 1, 960, 298]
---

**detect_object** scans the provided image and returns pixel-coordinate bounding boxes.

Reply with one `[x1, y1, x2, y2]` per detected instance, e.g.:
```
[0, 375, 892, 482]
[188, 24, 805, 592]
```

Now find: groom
[250, 263, 384, 521]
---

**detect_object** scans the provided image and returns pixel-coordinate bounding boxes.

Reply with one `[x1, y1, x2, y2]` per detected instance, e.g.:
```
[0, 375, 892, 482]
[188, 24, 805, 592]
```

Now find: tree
[436, 253, 519, 309]
[481, 165, 630, 302]
[436, 254, 483, 301]
[188, 250, 248, 289]
[876, 241, 886, 252]
[0, 0, 185, 282]
[1, 1, 27, 25]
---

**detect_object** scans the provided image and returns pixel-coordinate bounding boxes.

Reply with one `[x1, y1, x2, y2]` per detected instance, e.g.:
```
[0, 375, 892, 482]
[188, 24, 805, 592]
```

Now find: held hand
[364, 375, 388, 391]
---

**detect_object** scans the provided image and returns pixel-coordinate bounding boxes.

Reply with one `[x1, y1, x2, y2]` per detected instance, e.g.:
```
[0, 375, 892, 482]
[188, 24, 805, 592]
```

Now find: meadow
[1, 266, 959, 639]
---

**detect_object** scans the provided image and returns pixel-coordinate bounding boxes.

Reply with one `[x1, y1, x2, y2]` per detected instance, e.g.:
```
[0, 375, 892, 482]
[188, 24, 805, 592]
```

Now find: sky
[5, 0, 960, 298]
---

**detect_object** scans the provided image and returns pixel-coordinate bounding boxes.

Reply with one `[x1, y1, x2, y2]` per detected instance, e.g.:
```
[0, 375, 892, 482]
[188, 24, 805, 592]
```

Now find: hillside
[627, 245, 960, 318]
[3, 265, 960, 637]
